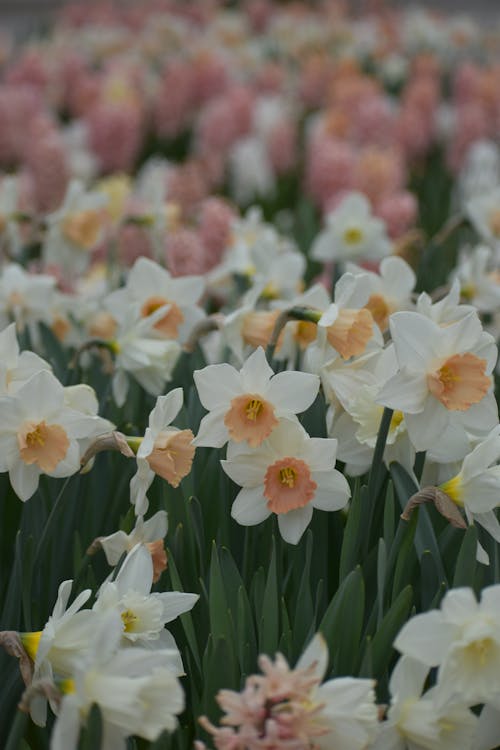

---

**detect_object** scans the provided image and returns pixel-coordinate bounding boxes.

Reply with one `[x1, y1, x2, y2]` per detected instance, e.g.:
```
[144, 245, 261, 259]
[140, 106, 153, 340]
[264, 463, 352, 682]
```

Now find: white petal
[389, 655, 430, 702]
[389, 312, 440, 369]
[303, 437, 337, 472]
[231, 486, 271, 525]
[50, 695, 81, 750]
[149, 388, 183, 432]
[115, 544, 153, 595]
[405, 399, 451, 453]
[192, 409, 229, 448]
[193, 364, 241, 409]
[376, 370, 428, 414]
[221, 455, 268, 487]
[277, 505, 313, 544]
[311, 470, 350, 511]
[9, 458, 40, 501]
[393, 611, 451, 666]
[240, 347, 274, 393]
[157, 592, 199, 623]
[268, 371, 320, 414]
[441, 587, 479, 625]
[296, 633, 328, 681]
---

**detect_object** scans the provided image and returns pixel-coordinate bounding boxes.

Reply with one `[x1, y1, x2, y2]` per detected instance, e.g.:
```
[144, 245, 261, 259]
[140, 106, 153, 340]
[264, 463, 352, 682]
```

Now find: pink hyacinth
[197, 652, 328, 750]
[115, 223, 155, 267]
[167, 162, 209, 220]
[25, 123, 69, 211]
[198, 197, 236, 270]
[305, 137, 355, 211]
[197, 87, 254, 157]
[352, 94, 396, 148]
[154, 61, 196, 139]
[376, 190, 418, 239]
[86, 102, 143, 174]
[353, 146, 405, 208]
[267, 120, 297, 175]
[165, 228, 206, 276]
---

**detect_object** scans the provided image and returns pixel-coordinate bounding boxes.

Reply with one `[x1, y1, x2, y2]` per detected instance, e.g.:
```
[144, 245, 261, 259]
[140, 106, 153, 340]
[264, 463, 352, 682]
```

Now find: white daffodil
[346, 256, 416, 332]
[311, 192, 392, 264]
[465, 186, 500, 257]
[50, 611, 184, 750]
[110, 307, 182, 407]
[0, 322, 51, 395]
[94, 543, 198, 661]
[451, 245, 500, 314]
[327, 347, 415, 478]
[370, 656, 477, 750]
[221, 419, 350, 544]
[228, 135, 276, 205]
[416, 279, 476, 325]
[105, 257, 205, 344]
[21, 580, 98, 727]
[43, 179, 108, 275]
[437, 427, 500, 563]
[193, 346, 319, 449]
[303, 272, 383, 375]
[0, 175, 23, 257]
[296, 634, 380, 750]
[0, 263, 56, 338]
[100, 510, 168, 582]
[223, 282, 330, 366]
[129, 388, 194, 516]
[394, 585, 500, 708]
[0, 369, 112, 501]
[377, 311, 498, 457]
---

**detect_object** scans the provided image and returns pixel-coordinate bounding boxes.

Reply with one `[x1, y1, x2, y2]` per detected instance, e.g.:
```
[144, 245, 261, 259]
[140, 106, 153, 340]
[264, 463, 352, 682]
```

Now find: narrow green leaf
[166, 551, 201, 673]
[376, 539, 387, 626]
[371, 585, 413, 677]
[260, 538, 279, 654]
[453, 525, 478, 588]
[339, 481, 363, 582]
[80, 704, 102, 750]
[391, 462, 447, 586]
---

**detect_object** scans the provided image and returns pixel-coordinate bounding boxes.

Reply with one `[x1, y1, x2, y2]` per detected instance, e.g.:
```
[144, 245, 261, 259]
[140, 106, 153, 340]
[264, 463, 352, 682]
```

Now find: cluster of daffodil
[2, 2, 500, 749]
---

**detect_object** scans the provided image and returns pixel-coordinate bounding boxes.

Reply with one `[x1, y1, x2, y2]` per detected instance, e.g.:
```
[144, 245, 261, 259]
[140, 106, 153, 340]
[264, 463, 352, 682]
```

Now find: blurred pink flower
[165, 228, 206, 276]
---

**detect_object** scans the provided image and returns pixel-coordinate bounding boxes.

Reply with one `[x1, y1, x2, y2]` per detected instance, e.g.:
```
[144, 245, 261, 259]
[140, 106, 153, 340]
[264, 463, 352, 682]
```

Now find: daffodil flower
[221, 420, 350, 544]
[193, 346, 320, 449]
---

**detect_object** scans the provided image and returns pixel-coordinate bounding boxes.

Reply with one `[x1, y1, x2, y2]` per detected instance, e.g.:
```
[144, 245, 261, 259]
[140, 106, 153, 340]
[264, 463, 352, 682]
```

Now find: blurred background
[0, 0, 498, 39]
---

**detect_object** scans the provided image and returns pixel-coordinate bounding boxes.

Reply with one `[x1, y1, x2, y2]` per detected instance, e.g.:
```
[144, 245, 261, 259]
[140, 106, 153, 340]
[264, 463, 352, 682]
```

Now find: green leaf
[319, 567, 365, 676]
[376, 539, 387, 626]
[80, 704, 102, 750]
[259, 537, 279, 654]
[5, 710, 28, 750]
[453, 525, 478, 589]
[390, 462, 447, 586]
[339, 481, 363, 582]
[166, 551, 201, 673]
[208, 542, 234, 643]
[371, 585, 413, 677]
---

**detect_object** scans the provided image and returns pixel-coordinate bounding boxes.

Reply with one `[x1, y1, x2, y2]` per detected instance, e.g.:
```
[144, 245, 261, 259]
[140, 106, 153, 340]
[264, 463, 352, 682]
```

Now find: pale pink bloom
[198, 197, 236, 270]
[352, 95, 396, 148]
[87, 102, 143, 173]
[192, 52, 228, 103]
[376, 191, 418, 239]
[154, 61, 196, 139]
[25, 127, 69, 212]
[353, 146, 405, 208]
[306, 138, 356, 211]
[165, 228, 206, 277]
[167, 162, 208, 220]
[447, 104, 490, 173]
[267, 120, 297, 174]
[116, 223, 155, 267]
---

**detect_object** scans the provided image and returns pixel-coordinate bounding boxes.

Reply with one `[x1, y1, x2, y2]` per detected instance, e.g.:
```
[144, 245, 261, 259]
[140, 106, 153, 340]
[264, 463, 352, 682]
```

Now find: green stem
[5, 709, 28, 750]
[32, 476, 73, 571]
